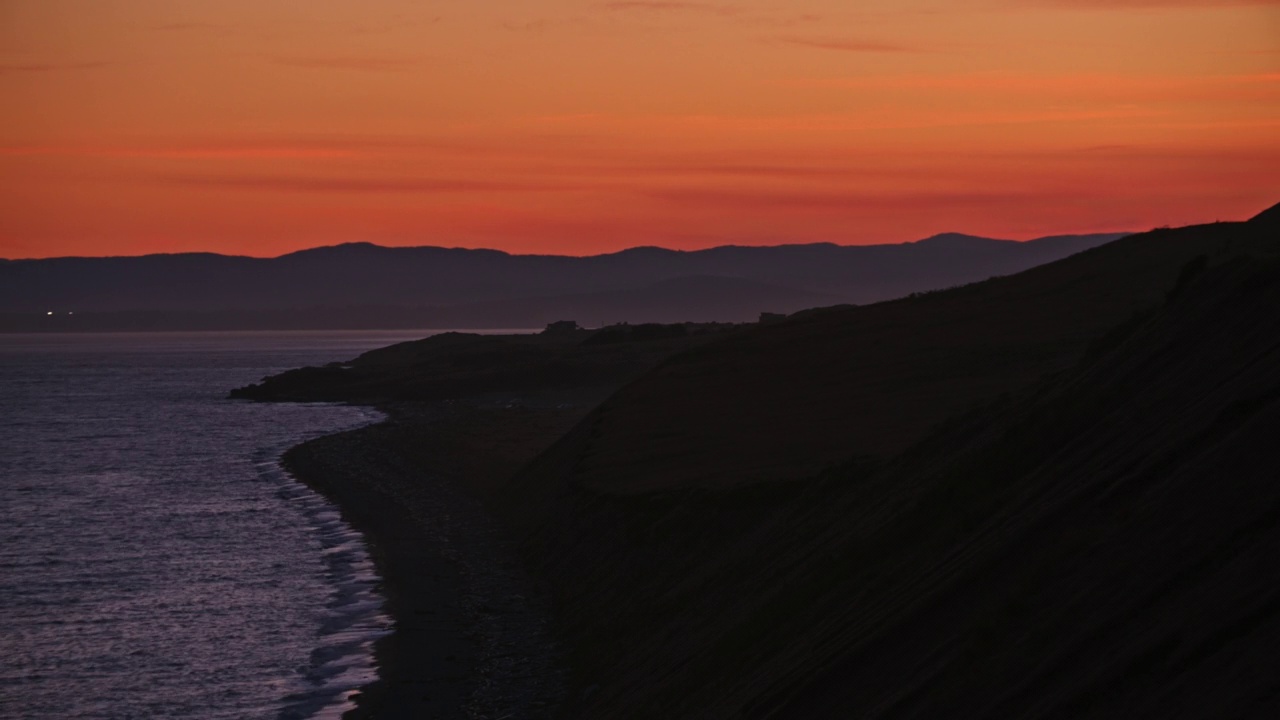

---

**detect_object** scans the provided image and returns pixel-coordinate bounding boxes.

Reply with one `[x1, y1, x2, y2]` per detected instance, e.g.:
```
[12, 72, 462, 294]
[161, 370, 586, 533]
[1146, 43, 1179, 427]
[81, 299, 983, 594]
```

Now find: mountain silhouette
[2, 232, 1125, 330]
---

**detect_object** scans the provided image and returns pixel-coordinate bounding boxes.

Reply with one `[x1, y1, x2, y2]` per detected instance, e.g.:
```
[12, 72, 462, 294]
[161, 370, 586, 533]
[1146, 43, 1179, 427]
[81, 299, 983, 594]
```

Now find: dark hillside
[547, 216, 1273, 493]
[504, 208, 1279, 718]
[231, 205, 1276, 718]
[752, 257, 1280, 719]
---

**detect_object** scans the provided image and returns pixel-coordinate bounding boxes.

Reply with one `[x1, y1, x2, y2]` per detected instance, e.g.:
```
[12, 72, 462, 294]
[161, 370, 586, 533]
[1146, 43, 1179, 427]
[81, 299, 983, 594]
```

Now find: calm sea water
[0, 331, 439, 720]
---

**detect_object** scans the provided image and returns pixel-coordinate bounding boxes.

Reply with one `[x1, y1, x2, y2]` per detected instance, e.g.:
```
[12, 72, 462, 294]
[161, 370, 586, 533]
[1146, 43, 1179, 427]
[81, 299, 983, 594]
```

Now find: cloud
[1024, 0, 1280, 7]
[351, 15, 443, 35]
[775, 36, 915, 53]
[269, 55, 420, 72]
[640, 163, 872, 178]
[787, 72, 1280, 103]
[521, 106, 1164, 135]
[0, 61, 111, 74]
[800, 71, 1280, 88]
[597, 2, 821, 25]
[642, 188, 1071, 211]
[0, 144, 360, 159]
[502, 19, 550, 32]
[0, 135, 542, 161]
[159, 174, 577, 194]
[570, 161, 905, 180]
[600, 2, 740, 14]
[152, 22, 235, 32]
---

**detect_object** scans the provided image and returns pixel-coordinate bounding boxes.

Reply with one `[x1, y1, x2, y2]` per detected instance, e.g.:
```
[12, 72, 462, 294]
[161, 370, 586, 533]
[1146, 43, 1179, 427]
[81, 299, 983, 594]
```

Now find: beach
[281, 399, 593, 719]
[228, 325, 739, 717]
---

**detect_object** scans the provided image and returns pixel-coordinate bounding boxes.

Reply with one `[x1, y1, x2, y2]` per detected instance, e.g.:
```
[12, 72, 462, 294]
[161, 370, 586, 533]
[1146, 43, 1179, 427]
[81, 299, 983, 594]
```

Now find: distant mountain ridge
[1, 232, 1128, 330]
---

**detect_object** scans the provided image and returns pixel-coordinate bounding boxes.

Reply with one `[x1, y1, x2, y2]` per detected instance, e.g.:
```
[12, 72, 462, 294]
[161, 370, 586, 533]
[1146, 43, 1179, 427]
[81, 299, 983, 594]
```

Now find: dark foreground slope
[506, 208, 1280, 718]
[549, 217, 1271, 492]
[237, 207, 1275, 719]
[751, 252, 1280, 720]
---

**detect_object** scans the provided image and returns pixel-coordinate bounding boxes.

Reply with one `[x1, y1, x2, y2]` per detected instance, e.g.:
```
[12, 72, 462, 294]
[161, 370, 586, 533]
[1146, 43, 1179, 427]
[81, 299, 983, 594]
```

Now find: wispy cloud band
[269, 55, 421, 72]
[600, 2, 740, 14]
[0, 61, 111, 74]
[1023, 0, 1280, 8]
[160, 174, 580, 194]
[775, 36, 915, 53]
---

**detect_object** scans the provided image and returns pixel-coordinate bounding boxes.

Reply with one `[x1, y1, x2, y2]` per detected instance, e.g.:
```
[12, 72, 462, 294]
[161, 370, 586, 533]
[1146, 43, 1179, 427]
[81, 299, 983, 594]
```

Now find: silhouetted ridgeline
[233, 204, 1277, 718]
[3, 232, 1124, 331]
[231, 321, 742, 405]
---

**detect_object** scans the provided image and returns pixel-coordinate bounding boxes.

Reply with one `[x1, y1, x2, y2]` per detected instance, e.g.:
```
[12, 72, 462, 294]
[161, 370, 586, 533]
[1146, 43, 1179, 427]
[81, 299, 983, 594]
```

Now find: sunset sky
[1, 0, 1277, 258]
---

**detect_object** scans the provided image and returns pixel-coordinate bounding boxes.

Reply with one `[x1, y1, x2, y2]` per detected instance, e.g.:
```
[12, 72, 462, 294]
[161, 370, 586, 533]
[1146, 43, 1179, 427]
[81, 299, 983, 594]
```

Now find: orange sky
[1, 0, 1277, 258]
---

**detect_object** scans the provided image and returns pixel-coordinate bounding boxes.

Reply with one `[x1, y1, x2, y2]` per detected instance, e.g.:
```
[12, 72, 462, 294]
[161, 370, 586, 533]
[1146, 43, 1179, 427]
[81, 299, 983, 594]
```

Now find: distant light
[68, 311, 74, 315]
[46, 311, 53, 316]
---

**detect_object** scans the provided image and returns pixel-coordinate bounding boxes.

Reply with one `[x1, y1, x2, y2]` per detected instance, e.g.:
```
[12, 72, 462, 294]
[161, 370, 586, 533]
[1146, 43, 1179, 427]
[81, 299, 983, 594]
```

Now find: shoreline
[280, 401, 578, 719]
[263, 438, 391, 720]
[225, 327, 737, 717]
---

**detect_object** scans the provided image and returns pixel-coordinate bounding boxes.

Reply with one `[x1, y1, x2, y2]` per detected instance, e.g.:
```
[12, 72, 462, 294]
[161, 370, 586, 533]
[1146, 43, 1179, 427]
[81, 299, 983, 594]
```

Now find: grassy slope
[507, 210, 1279, 718]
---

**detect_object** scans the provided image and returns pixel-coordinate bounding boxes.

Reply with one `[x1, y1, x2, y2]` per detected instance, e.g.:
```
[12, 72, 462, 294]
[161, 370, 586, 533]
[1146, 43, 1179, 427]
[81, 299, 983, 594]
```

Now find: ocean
[0, 331, 438, 720]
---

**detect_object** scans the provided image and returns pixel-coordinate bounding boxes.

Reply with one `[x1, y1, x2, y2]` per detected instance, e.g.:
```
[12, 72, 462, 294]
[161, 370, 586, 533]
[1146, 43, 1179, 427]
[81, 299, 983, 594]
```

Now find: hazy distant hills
[0, 232, 1126, 331]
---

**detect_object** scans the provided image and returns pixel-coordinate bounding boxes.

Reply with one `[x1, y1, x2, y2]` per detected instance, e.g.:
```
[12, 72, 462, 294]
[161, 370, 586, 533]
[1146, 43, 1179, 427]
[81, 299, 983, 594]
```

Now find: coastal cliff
[236, 204, 1280, 719]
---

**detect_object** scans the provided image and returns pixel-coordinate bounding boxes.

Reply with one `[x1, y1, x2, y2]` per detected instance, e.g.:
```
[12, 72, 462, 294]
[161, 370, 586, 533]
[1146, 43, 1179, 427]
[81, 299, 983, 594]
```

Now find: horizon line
[2, 230, 1140, 263]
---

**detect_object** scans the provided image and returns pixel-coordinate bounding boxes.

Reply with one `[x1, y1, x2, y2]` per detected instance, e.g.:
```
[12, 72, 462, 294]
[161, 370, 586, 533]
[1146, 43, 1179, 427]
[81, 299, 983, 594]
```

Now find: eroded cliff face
[508, 212, 1280, 718]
